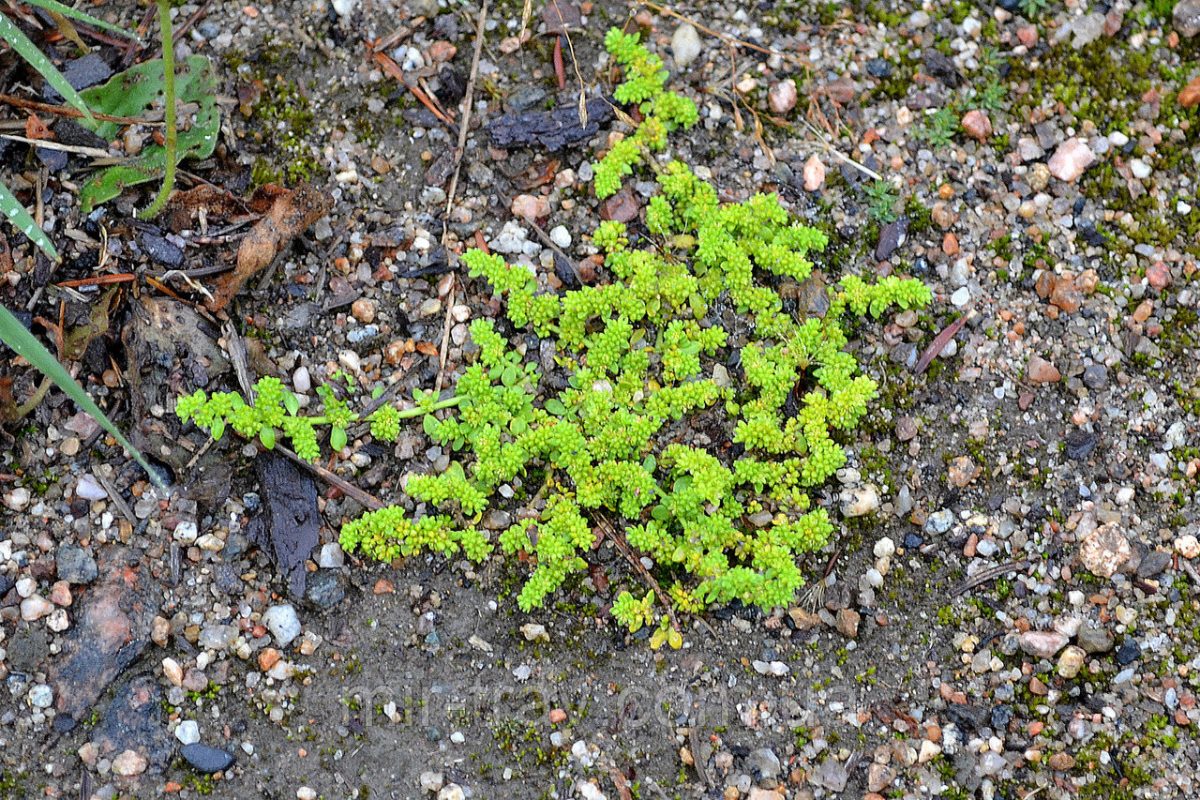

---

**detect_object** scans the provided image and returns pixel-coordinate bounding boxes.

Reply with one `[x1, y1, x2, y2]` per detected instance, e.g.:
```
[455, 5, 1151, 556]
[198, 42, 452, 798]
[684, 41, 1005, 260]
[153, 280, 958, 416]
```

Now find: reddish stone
[1026, 355, 1061, 384]
[942, 232, 959, 256]
[599, 187, 639, 223]
[1147, 261, 1172, 290]
[960, 109, 992, 142]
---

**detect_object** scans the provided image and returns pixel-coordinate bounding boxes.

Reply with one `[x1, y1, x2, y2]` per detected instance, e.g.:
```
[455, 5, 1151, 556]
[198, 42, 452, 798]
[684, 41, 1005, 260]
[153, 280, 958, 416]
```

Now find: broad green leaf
[259, 427, 275, 449]
[0, 305, 167, 489]
[667, 626, 683, 650]
[0, 12, 94, 122]
[0, 180, 58, 262]
[544, 398, 567, 416]
[282, 390, 300, 415]
[78, 55, 220, 211]
[330, 426, 347, 451]
[24, 0, 140, 40]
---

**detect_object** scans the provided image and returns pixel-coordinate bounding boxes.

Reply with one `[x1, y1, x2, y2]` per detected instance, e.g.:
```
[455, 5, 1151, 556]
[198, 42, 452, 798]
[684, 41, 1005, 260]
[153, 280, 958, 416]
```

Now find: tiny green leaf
[330, 426, 347, 451]
[259, 427, 276, 449]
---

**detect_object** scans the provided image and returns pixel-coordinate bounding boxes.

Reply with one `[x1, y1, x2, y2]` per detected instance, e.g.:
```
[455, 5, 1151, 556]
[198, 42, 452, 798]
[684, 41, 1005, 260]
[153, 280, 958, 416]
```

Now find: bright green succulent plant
[176, 28, 931, 644]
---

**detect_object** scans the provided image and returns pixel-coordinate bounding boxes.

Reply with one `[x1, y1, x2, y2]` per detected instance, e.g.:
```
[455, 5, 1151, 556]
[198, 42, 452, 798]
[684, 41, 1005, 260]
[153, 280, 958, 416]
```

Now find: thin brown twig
[442, 0, 488, 241]
[433, 0, 489, 395]
[596, 514, 680, 632]
[0, 93, 160, 126]
[951, 560, 1029, 597]
[637, 0, 810, 67]
[371, 50, 456, 127]
[276, 444, 385, 511]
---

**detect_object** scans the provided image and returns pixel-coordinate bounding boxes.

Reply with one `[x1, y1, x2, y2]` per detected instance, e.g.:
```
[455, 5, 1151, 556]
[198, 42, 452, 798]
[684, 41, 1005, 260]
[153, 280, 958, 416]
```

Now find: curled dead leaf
[206, 183, 332, 313]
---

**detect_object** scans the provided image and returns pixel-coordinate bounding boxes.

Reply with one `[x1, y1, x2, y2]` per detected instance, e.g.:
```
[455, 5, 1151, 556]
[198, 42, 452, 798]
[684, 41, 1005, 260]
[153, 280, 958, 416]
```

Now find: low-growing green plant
[915, 106, 960, 148]
[176, 29, 931, 641]
[864, 179, 900, 224]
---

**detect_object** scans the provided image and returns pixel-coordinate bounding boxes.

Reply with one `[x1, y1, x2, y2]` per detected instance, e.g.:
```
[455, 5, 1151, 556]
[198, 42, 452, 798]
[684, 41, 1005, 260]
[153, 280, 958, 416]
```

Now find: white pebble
[175, 720, 200, 745]
[549, 225, 572, 249]
[76, 474, 108, 501]
[263, 604, 302, 647]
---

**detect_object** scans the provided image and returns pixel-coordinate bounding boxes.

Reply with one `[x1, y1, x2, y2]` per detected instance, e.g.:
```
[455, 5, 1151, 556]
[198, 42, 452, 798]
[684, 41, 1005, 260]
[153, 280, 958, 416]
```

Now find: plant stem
[138, 0, 176, 220]
[301, 394, 463, 426]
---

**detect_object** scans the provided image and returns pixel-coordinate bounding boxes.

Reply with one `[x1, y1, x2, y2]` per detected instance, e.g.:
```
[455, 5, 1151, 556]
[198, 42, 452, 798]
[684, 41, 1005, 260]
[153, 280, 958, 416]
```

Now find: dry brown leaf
[206, 183, 332, 313]
[165, 184, 244, 230]
[25, 113, 52, 140]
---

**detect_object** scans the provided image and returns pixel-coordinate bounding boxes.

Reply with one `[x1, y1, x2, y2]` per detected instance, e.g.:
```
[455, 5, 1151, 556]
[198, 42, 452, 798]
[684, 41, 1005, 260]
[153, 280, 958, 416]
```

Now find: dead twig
[276, 444, 385, 511]
[433, 0, 489, 395]
[915, 309, 974, 375]
[371, 50, 456, 127]
[950, 560, 1029, 598]
[636, 0, 810, 67]
[94, 472, 137, 525]
[0, 93, 160, 126]
[596, 514, 680, 632]
[442, 0, 489, 241]
[0, 133, 109, 158]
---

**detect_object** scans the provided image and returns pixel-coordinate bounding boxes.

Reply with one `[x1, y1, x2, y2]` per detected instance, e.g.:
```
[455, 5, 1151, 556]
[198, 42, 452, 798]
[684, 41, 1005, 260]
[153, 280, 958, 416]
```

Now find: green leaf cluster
[341, 152, 929, 630]
[176, 376, 460, 462]
[594, 29, 699, 199]
[175, 27, 932, 641]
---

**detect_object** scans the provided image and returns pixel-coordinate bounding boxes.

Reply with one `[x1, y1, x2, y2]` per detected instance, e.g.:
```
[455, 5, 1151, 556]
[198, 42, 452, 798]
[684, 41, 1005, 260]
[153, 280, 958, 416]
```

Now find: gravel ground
[2, 1, 1200, 799]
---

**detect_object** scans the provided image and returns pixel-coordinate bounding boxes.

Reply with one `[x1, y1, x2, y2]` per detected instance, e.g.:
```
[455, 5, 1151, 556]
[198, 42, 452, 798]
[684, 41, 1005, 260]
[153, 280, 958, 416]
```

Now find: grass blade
[0, 12, 94, 122]
[0, 179, 59, 262]
[0, 305, 168, 490]
[24, 0, 141, 41]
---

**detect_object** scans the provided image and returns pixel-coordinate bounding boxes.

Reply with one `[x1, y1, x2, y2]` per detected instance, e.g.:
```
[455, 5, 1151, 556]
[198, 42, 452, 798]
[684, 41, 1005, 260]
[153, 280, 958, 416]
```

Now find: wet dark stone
[1115, 639, 1141, 665]
[1137, 550, 1171, 579]
[42, 53, 112, 102]
[990, 704, 1013, 730]
[139, 232, 184, 268]
[1078, 221, 1108, 246]
[1082, 364, 1108, 390]
[903, 533, 924, 550]
[56, 544, 98, 585]
[875, 217, 908, 261]
[923, 50, 962, 87]
[304, 569, 345, 611]
[865, 57, 893, 78]
[434, 66, 466, 105]
[0, 574, 13, 597]
[181, 743, 235, 774]
[944, 703, 987, 732]
[35, 147, 68, 172]
[1064, 429, 1098, 461]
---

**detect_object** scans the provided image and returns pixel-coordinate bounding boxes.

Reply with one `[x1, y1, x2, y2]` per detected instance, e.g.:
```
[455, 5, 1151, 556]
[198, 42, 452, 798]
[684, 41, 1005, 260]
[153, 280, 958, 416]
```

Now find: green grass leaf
[0, 180, 59, 262]
[0, 12, 94, 122]
[0, 305, 167, 489]
[24, 0, 140, 41]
